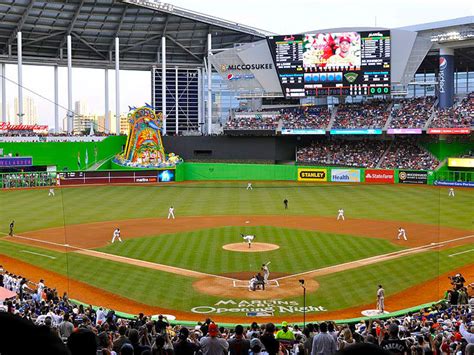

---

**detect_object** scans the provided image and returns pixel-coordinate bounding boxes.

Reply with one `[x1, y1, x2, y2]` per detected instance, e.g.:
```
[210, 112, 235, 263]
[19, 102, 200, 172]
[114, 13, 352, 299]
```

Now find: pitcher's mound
[223, 242, 279, 252]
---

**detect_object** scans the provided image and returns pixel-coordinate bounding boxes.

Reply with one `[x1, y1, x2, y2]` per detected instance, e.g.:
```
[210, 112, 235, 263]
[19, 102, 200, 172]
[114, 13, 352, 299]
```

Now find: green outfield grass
[0, 182, 473, 233]
[96, 226, 404, 274]
[0, 182, 472, 319]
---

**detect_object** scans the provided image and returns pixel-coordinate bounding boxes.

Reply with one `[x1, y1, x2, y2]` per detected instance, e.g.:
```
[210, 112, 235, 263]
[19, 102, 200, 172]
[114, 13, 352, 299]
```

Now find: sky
[1, 0, 473, 128]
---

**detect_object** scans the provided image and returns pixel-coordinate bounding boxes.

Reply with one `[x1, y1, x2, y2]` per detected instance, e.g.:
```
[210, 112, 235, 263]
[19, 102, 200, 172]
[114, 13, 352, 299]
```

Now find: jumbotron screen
[268, 31, 390, 97]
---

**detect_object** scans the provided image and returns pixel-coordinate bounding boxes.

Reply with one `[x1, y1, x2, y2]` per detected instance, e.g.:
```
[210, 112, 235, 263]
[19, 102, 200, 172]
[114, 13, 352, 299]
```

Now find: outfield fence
[1, 163, 473, 188]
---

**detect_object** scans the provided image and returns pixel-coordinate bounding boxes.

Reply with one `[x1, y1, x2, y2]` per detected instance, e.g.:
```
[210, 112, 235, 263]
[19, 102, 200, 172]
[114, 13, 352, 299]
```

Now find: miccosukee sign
[398, 170, 428, 184]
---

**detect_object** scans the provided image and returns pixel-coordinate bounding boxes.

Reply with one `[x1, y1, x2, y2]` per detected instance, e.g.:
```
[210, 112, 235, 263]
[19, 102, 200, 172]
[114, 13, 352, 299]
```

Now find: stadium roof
[0, 0, 271, 70]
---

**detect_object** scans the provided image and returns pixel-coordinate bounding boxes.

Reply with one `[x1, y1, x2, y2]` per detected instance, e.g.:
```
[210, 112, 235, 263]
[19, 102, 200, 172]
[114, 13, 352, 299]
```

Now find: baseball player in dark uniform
[9, 220, 14, 236]
[283, 199, 288, 209]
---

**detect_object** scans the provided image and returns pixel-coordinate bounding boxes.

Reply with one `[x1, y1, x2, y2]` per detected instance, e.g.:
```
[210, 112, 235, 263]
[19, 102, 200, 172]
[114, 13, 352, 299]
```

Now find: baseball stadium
[0, 1, 473, 354]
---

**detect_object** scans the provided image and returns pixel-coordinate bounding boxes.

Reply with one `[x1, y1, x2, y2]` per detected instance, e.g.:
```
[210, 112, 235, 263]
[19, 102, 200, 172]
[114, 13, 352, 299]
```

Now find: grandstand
[0, 2, 473, 354]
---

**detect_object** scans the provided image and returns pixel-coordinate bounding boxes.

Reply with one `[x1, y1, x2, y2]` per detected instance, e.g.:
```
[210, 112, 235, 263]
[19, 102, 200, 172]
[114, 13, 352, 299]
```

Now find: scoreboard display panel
[267, 35, 305, 98]
[268, 30, 390, 97]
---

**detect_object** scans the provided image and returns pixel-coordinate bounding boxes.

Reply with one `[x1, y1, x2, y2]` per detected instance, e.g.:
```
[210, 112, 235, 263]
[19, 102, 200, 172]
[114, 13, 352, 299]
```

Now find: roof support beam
[58, 0, 86, 51]
[108, 4, 129, 52]
[71, 32, 107, 60]
[121, 34, 161, 53]
[166, 35, 202, 62]
[4, 0, 35, 51]
[23, 31, 66, 46]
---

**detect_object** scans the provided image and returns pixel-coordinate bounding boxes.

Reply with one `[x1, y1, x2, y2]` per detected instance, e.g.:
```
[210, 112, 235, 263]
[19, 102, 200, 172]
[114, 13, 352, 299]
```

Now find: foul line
[275, 235, 474, 281]
[4, 233, 236, 281]
[4, 233, 474, 283]
[20, 250, 57, 259]
[448, 249, 474, 257]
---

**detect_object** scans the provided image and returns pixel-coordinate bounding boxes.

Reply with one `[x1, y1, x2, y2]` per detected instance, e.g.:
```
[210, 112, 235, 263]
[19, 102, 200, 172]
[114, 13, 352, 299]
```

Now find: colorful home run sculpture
[113, 106, 182, 168]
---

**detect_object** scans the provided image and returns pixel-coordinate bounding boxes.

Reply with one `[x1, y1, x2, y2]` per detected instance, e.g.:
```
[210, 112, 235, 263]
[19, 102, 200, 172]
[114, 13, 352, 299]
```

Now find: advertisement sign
[0, 157, 33, 167]
[297, 168, 327, 181]
[281, 128, 326, 135]
[365, 169, 395, 183]
[427, 128, 471, 134]
[398, 170, 428, 184]
[447, 158, 474, 168]
[387, 128, 422, 134]
[434, 181, 474, 188]
[58, 170, 175, 185]
[438, 55, 454, 108]
[330, 129, 382, 135]
[0, 122, 48, 131]
[331, 169, 361, 182]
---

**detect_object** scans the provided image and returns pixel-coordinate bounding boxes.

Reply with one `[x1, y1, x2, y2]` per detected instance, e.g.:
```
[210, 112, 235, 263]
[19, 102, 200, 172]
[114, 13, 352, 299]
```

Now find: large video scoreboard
[268, 31, 390, 97]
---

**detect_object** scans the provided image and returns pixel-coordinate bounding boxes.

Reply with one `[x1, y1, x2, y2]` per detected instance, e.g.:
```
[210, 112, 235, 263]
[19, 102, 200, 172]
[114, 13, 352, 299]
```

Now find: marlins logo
[344, 72, 358, 83]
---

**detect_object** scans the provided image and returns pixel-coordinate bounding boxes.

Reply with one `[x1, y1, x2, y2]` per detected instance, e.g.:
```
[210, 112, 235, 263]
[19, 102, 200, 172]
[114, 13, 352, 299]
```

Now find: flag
[85, 149, 89, 167]
[77, 151, 81, 169]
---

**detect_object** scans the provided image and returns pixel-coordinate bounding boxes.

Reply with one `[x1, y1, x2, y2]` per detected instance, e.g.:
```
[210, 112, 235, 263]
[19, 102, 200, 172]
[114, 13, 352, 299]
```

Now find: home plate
[245, 221, 250, 224]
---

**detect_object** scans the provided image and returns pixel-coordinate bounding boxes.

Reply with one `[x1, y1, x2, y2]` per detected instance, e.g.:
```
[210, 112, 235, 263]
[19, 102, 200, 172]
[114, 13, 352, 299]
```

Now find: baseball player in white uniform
[48, 188, 55, 196]
[397, 227, 407, 241]
[448, 188, 455, 197]
[246, 182, 253, 190]
[112, 228, 122, 243]
[242, 234, 255, 248]
[337, 209, 345, 221]
[168, 206, 175, 219]
[261, 262, 271, 284]
[376, 284, 385, 313]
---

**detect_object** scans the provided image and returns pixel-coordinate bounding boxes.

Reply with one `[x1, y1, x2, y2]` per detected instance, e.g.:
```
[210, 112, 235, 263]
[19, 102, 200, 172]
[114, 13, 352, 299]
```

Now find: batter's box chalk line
[233, 280, 280, 288]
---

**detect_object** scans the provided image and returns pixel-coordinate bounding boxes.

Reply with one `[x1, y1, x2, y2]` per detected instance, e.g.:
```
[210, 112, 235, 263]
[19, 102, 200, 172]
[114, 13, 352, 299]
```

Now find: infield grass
[96, 226, 404, 274]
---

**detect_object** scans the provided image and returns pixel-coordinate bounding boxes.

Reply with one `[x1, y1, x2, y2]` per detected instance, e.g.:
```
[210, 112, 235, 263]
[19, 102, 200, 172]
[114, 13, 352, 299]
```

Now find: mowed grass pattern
[97, 226, 404, 274]
[0, 183, 472, 233]
[0, 239, 472, 314]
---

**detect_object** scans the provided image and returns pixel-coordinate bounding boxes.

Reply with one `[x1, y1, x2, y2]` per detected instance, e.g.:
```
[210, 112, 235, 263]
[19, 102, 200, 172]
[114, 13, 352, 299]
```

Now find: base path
[2, 253, 472, 323]
[7, 215, 470, 252]
[2, 215, 473, 323]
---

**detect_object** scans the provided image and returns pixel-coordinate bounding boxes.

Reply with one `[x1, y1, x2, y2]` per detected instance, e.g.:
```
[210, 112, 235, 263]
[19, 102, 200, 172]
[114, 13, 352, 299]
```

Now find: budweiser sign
[365, 169, 395, 183]
[0, 122, 48, 131]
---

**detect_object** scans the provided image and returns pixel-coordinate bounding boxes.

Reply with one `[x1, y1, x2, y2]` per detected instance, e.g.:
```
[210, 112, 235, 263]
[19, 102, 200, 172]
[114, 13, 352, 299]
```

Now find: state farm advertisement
[365, 169, 394, 183]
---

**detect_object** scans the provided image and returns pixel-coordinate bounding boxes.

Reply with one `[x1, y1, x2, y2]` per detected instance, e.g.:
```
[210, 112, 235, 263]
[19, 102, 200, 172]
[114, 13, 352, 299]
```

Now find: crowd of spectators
[390, 97, 435, 129]
[332, 101, 391, 129]
[280, 107, 331, 130]
[431, 93, 474, 128]
[224, 114, 279, 131]
[379, 139, 439, 170]
[296, 140, 389, 168]
[1, 265, 474, 355]
[1, 172, 56, 188]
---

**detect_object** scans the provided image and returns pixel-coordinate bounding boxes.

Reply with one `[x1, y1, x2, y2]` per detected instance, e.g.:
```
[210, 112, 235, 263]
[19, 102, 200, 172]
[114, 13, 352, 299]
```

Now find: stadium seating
[332, 101, 391, 129]
[296, 139, 388, 168]
[379, 138, 440, 170]
[431, 93, 474, 128]
[1, 267, 473, 355]
[389, 97, 435, 128]
[280, 106, 331, 129]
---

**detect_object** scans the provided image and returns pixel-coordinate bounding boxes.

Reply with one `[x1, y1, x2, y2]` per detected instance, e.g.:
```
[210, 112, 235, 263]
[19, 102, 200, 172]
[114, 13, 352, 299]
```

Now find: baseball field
[0, 181, 473, 324]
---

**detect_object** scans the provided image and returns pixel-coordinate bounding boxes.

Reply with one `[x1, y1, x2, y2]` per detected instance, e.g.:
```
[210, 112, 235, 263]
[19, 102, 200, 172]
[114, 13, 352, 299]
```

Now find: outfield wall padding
[181, 162, 296, 181]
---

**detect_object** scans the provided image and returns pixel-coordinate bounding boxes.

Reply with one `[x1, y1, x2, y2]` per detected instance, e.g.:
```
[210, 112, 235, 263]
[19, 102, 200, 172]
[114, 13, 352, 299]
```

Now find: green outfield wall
[0, 136, 126, 171]
[422, 139, 473, 160]
[178, 162, 296, 181]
